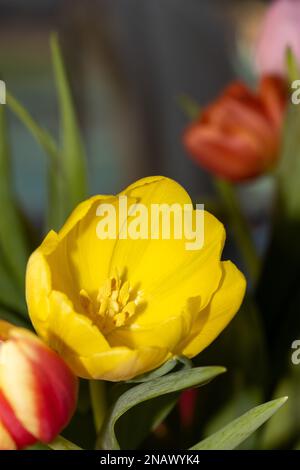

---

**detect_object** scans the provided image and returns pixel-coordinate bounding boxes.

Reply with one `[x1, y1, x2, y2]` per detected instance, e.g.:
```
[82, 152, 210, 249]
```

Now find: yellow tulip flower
[26, 176, 246, 381]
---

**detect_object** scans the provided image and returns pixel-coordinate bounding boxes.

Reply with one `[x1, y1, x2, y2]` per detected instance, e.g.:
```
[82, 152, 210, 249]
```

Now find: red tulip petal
[0, 390, 36, 449]
[260, 75, 287, 130]
[17, 337, 78, 442]
[183, 124, 265, 181]
[183, 74, 287, 181]
[0, 419, 17, 450]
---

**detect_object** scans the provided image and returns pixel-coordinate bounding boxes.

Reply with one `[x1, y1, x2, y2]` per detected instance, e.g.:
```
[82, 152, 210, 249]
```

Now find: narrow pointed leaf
[50, 33, 87, 217]
[97, 366, 225, 450]
[191, 397, 288, 450]
[5, 92, 65, 230]
[0, 105, 29, 290]
[6, 92, 59, 162]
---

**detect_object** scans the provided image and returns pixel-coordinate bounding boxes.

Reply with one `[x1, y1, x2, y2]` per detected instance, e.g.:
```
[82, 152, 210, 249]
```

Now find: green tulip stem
[214, 178, 260, 283]
[89, 380, 107, 434]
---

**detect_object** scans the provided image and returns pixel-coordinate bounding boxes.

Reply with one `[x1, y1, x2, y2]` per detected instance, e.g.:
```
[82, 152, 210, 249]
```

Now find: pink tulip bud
[256, 0, 300, 76]
[0, 321, 78, 450]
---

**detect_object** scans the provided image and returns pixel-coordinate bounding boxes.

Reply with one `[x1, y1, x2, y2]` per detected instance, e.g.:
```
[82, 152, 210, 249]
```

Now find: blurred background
[3, 0, 291, 450]
[0, 0, 270, 229]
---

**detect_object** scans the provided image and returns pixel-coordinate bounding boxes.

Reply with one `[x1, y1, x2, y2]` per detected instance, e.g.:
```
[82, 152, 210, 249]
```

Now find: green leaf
[118, 356, 193, 448]
[127, 355, 192, 383]
[116, 392, 178, 450]
[191, 397, 287, 450]
[47, 435, 82, 450]
[261, 365, 300, 449]
[285, 47, 300, 84]
[50, 33, 87, 226]
[0, 104, 30, 291]
[114, 356, 192, 449]
[6, 31, 88, 233]
[97, 366, 226, 450]
[5, 92, 64, 231]
[6, 92, 59, 162]
[26, 442, 50, 450]
[202, 387, 262, 450]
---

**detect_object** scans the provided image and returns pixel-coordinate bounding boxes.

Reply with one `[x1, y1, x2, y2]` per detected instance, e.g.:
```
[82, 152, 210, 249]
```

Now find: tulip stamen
[79, 272, 138, 334]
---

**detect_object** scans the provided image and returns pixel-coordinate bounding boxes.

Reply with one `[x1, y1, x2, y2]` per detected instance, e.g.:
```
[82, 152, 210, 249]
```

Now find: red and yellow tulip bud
[183, 76, 287, 182]
[0, 321, 78, 450]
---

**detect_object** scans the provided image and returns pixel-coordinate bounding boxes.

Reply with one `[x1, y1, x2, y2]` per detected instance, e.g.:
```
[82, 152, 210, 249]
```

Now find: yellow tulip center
[79, 272, 139, 334]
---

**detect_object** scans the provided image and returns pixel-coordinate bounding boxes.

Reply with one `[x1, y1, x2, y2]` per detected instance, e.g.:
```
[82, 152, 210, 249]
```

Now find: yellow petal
[27, 196, 120, 316]
[58, 194, 109, 240]
[180, 261, 246, 357]
[121, 175, 192, 204]
[108, 296, 199, 352]
[45, 290, 110, 359]
[57, 197, 118, 294]
[0, 420, 16, 450]
[69, 346, 170, 381]
[25, 232, 56, 337]
[110, 177, 192, 283]
[49, 195, 136, 297]
[111, 177, 226, 327]
[0, 339, 40, 438]
[126, 210, 225, 327]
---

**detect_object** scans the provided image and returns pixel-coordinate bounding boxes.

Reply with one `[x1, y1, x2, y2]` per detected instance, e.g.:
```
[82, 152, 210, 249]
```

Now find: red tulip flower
[183, 76, 287, 182]
[0, 321, 78, 450]
[179, 389, 198, 429]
